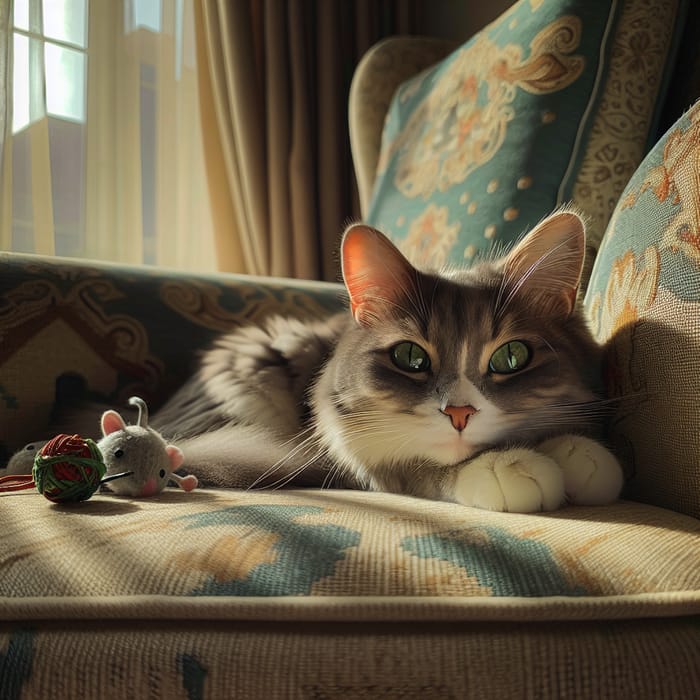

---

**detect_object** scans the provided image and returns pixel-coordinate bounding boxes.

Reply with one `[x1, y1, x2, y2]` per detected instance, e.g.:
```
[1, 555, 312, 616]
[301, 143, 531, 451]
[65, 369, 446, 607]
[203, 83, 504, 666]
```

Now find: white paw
[453, 448, 565, 513]
[539, 435, 624, 506]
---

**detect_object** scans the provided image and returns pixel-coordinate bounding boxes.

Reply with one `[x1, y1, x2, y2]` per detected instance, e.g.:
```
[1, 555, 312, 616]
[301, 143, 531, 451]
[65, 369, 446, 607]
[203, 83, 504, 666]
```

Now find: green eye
[390, 342, 431, 373]
[489, 341, 531, 374]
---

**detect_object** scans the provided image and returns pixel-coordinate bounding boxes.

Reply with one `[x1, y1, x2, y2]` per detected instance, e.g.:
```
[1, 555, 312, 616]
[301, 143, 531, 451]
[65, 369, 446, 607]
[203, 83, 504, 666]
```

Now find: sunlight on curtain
[1, 0, 217, 272]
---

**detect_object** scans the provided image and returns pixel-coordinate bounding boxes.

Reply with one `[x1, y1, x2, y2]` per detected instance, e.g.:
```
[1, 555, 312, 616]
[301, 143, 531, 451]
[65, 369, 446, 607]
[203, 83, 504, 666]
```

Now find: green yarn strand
[33, 438, 106, 503]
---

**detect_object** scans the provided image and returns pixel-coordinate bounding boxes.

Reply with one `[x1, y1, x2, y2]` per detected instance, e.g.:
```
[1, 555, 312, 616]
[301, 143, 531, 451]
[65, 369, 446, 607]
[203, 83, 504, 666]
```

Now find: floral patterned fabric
[368, 0, 687, 272]
[3, 489, 700, 600]
[585, 99, 700, 519]
[1, 488, 699, 698]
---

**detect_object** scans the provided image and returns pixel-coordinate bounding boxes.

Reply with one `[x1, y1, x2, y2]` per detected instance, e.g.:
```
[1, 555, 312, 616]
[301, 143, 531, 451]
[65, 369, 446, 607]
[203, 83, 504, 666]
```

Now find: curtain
[0, 2, 11, 237]
[1, 0, 422, 279]
[1, 0, 217, 272]
[197, 0, 421, 281]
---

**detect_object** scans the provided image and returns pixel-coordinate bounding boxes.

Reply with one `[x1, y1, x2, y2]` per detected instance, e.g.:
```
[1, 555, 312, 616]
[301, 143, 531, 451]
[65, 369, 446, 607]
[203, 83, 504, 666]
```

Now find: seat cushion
[584, 98, 700, 519]
[367, 0, 687, 274]
[1, 488, 699, 697]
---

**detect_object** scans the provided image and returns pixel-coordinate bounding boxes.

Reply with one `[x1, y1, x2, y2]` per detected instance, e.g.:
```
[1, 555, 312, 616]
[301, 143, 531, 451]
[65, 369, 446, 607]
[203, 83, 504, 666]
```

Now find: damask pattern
[367, 0, 686, 273]
[571, 0, 681, 254]
[375, 16, 584, 199]
[585, 98, 700, 519]
[0, 253, 343, 454]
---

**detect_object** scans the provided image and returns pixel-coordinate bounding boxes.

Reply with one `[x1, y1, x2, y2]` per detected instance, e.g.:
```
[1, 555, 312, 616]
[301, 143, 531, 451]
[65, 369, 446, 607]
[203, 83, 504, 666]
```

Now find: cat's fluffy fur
[152, 209, 623, 512]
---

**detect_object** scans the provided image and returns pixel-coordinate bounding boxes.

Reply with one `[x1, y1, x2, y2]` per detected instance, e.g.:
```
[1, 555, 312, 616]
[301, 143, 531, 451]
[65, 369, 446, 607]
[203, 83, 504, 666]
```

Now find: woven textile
[585, 99, 700, 518]
[1, 488, 699, 698]
[2, 490, 700, 599]
[0, 254, 344, 457]
[367, 0, 687, 273]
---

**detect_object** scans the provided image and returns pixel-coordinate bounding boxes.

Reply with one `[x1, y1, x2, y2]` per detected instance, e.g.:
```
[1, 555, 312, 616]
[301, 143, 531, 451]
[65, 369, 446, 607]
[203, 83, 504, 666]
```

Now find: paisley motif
[0, 277, 160, 382]
[377, 16, 585, 200]
[159, 279, 343, 332]
[399, 205, 461, 269]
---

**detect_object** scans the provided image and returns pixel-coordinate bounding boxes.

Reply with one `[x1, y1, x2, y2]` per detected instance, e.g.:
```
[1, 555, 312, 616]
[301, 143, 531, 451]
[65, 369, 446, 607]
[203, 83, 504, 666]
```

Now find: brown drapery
[0, 1, 10, 227]
[195, 0, 421, 281]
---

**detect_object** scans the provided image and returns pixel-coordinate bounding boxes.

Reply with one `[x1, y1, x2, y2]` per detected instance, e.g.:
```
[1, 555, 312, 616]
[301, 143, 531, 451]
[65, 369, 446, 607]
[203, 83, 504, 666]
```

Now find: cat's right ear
[501, 209, 586, 318]
[341, 224, 416, 326]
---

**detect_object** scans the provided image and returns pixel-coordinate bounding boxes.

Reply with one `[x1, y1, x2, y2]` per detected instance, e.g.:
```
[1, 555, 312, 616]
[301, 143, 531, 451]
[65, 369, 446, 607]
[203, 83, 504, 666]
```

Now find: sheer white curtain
[1, 0, 217, 271]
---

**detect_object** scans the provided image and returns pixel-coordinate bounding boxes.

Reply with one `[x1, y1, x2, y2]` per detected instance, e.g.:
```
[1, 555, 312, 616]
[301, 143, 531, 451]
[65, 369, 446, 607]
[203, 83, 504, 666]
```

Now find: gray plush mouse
[5, 441, 48, 475]
[98, 396, 196, 497]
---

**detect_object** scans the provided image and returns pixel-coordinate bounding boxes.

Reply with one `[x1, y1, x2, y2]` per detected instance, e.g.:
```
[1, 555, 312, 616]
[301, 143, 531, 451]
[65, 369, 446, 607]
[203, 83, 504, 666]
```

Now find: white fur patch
[539, 434, 623, 505]
[453, 448, 565, 512]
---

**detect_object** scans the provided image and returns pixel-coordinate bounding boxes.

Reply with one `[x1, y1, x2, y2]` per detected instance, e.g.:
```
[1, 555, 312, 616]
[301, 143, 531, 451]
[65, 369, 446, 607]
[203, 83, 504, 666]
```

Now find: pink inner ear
[341, 224, 415, 325]
[101, 410, 127, 436]
[166, 445, 185, 470]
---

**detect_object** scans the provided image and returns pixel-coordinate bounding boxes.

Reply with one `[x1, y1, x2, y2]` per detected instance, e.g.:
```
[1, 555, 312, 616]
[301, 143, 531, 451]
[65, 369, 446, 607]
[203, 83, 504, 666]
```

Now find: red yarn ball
[33, 434, 106, 503]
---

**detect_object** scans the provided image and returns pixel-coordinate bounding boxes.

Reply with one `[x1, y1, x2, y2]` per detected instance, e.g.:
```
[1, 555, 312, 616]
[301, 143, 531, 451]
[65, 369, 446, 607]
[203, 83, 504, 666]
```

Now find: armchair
[1, 0, 699, 696]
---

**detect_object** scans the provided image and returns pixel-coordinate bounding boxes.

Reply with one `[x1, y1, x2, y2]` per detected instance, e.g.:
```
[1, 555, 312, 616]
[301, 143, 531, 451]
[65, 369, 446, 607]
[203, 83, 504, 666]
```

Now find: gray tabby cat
[153, 209, 623, 512]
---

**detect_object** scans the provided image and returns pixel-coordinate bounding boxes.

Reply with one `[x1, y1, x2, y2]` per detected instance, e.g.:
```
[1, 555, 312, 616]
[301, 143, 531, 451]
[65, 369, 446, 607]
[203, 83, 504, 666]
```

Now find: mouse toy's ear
[101, 410, 127, 437]
[165, 445, 196, 491]
[165, 445, 185, 470]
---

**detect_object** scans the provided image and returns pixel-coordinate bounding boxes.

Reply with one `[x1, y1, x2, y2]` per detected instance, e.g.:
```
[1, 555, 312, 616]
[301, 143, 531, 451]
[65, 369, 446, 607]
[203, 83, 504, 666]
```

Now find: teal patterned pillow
[584, 99, 700, 519]
[367, 0, 687, 270]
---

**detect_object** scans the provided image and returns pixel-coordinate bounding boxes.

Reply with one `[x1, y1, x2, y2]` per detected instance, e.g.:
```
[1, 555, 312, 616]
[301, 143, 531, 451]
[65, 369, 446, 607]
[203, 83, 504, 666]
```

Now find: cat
[151, 208, 624, 513]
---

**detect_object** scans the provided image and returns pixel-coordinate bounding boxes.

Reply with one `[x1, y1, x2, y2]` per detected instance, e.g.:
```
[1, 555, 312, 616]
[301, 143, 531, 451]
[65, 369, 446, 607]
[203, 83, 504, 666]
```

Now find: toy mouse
[5, 441, 48, 475]
[98, 396, 197, 497]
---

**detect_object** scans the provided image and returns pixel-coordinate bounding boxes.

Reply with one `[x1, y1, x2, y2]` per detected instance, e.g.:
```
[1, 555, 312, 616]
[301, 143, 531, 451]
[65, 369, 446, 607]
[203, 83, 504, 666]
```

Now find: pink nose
[441, 405, 478, 432]
[139, 478, 158, 497]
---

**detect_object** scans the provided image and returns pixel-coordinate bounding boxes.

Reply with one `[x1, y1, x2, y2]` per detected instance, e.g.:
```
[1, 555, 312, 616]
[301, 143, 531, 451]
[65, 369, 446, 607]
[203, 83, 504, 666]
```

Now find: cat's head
[313, 209, 604, 492]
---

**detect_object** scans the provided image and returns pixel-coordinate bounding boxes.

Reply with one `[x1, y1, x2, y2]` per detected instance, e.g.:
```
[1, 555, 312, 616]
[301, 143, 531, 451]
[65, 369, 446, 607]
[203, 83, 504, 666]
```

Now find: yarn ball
[33, 434, 106, 503]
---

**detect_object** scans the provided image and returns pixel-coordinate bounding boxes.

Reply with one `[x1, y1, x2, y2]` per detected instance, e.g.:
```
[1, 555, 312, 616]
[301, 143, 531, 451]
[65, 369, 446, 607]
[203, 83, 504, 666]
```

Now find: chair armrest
[0, 252, 344, 458]
[349, 36, 457, 216]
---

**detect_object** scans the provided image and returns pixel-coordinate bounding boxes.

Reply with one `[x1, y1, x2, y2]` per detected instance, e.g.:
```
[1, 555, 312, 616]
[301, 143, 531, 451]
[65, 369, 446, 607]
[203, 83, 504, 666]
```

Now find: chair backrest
[348, 36, 456, 216]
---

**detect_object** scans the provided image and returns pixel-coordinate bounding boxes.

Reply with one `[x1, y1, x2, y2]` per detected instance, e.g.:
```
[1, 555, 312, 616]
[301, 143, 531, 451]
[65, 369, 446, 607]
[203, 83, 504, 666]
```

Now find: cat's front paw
[539, 435, 624, 506]
[452, 448, 565, 513]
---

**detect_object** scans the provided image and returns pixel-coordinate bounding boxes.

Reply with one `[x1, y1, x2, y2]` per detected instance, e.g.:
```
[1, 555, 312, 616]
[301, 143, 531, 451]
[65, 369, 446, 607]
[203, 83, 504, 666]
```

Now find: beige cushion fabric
[585, 100, 700, 519]
[1, 488, 699, 697]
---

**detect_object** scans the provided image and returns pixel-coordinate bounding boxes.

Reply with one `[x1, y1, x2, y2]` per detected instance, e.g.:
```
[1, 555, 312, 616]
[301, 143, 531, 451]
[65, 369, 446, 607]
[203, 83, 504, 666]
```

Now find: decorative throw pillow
[584, 99, 700, 520]
[367, 0, 688, 274]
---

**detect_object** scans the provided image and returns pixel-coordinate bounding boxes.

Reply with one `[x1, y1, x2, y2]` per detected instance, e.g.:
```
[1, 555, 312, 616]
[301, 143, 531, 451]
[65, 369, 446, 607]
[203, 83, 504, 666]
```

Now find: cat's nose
[441, 405, 478, 432]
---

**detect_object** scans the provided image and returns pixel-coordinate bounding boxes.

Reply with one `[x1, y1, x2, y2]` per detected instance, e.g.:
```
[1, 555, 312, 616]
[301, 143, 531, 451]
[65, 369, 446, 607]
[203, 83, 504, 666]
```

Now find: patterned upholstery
[365, 0, 688, 276]
[0, 254, 343, 457]
[1, 490, 699, 696]
[585, 99, 700, 519]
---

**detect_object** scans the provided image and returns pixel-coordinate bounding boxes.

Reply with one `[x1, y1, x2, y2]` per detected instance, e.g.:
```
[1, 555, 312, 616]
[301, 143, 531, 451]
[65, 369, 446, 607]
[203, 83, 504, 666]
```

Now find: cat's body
[152, 210, 624, 512]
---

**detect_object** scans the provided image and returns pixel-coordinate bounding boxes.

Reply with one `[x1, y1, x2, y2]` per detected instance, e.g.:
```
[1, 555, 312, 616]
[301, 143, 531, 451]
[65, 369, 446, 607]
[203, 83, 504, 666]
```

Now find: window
[6, 0, 214, 270]
[11, 0, 88, 256]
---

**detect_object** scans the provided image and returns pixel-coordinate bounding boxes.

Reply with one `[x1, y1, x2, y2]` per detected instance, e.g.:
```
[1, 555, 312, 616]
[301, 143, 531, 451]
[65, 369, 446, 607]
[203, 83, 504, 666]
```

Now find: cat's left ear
[341, 224, 417, 326]
[502, 209, 585, 317]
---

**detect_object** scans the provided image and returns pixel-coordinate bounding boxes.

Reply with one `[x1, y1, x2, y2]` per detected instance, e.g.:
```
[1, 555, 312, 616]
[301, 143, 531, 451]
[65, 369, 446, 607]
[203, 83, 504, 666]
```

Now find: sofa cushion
[1, 488, 699, 696]
[367, 0, 687, 274]
[585, 98, 700, 520]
